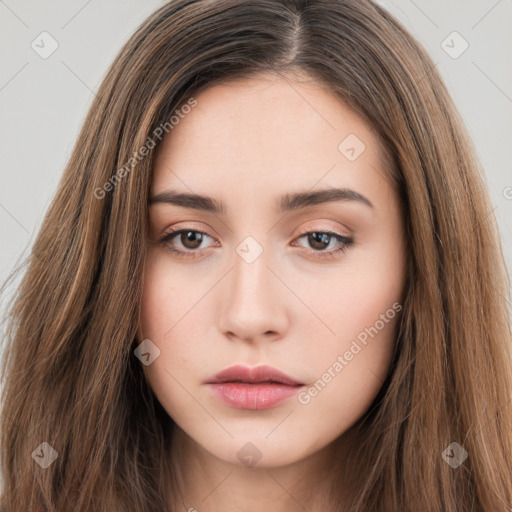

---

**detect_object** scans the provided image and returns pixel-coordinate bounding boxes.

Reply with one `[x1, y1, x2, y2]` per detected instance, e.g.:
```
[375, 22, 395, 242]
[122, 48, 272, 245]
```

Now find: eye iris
[181, 231, 203, 249]
[309, 232, 330, 250]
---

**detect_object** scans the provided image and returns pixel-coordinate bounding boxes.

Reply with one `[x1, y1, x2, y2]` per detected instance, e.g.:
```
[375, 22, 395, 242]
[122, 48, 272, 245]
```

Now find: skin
[138, 70, 407, 512]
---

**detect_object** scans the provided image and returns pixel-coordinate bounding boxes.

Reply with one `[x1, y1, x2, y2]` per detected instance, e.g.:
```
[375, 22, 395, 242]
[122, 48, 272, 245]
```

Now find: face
[138, 71, 406, 468]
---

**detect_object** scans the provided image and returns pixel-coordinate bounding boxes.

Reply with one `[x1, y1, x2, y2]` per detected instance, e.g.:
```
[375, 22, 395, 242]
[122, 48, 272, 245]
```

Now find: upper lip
[205, 364, 304, 386]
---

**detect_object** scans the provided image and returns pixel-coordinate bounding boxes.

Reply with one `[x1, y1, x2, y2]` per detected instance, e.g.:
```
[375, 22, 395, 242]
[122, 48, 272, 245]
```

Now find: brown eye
[159, 229, 215, 259]
[178, 230, 204, 250]
[307, 232, 332, 250]
[293, 230, 355, 260]
[159, 227, 354, 261]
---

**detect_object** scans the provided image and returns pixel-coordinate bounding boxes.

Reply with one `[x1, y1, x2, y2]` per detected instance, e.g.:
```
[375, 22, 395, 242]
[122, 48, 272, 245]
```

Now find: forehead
[151, 73, 393, 207]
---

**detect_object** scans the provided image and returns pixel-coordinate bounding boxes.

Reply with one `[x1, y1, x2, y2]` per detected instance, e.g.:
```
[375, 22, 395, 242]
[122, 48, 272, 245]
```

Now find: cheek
[299, 259, 403, 363]
[140, 251, 172, 338]
[292, 238, 404, 415]
[138, 251, 213, 410]
[139, 254, 182, 391]
[295, 304, 400, 445]
[140, 250, 205, 344]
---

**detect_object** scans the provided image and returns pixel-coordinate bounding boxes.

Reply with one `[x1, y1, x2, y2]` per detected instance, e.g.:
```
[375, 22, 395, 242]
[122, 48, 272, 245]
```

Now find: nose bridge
[230, 233, 273, 305]
[218, 232, 287, 340]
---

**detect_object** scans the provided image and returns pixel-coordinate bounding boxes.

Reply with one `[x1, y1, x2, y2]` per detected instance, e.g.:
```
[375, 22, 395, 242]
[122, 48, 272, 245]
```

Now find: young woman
[1, 1, 511, 511]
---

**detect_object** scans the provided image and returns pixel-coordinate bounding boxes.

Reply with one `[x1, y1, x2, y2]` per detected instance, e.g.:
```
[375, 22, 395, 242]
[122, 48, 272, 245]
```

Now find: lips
[204, 365, 305, 410]
[204, 364, 304, 386]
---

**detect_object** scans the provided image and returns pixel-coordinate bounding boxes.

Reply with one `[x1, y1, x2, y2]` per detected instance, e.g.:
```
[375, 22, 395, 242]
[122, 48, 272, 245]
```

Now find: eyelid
[157, 221, 213, 237]
[294, 222, 351, 239]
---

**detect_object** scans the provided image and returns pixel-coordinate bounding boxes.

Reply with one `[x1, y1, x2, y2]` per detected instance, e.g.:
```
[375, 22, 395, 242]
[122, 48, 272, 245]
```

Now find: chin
[201, 435, 315, 469]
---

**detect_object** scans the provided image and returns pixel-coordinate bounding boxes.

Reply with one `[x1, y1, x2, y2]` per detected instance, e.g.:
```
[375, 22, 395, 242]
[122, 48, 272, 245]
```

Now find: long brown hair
[1, 1, 511, 510]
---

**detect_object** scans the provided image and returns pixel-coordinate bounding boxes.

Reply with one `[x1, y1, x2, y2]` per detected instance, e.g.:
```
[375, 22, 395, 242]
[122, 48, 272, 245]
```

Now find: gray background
[0, 2, 511, 347]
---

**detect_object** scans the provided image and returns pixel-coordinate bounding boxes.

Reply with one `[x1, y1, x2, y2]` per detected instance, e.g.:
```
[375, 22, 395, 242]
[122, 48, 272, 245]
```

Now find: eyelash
[158, 227, 354, 260]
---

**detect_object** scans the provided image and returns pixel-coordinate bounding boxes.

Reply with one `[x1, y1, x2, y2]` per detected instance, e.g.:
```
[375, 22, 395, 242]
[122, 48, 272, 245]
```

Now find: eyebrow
[149, 187, 374, 213]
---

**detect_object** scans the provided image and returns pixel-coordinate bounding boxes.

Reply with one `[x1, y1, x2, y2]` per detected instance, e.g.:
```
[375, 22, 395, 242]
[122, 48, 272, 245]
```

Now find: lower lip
[207, 382, 303, 410]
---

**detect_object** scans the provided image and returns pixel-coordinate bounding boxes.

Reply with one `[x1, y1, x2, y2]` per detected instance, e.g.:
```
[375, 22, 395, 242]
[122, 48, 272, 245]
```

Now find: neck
[166, 424, 358, 512]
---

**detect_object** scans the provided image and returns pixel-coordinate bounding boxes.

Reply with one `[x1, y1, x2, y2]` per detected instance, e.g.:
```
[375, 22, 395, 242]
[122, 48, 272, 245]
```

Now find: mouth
[205, 364, 304, 386]
[204, 364, 305, 410]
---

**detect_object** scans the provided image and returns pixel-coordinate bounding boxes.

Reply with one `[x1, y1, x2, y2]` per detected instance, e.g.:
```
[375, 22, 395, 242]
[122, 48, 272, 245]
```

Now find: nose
[217, 240, 289, 344]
